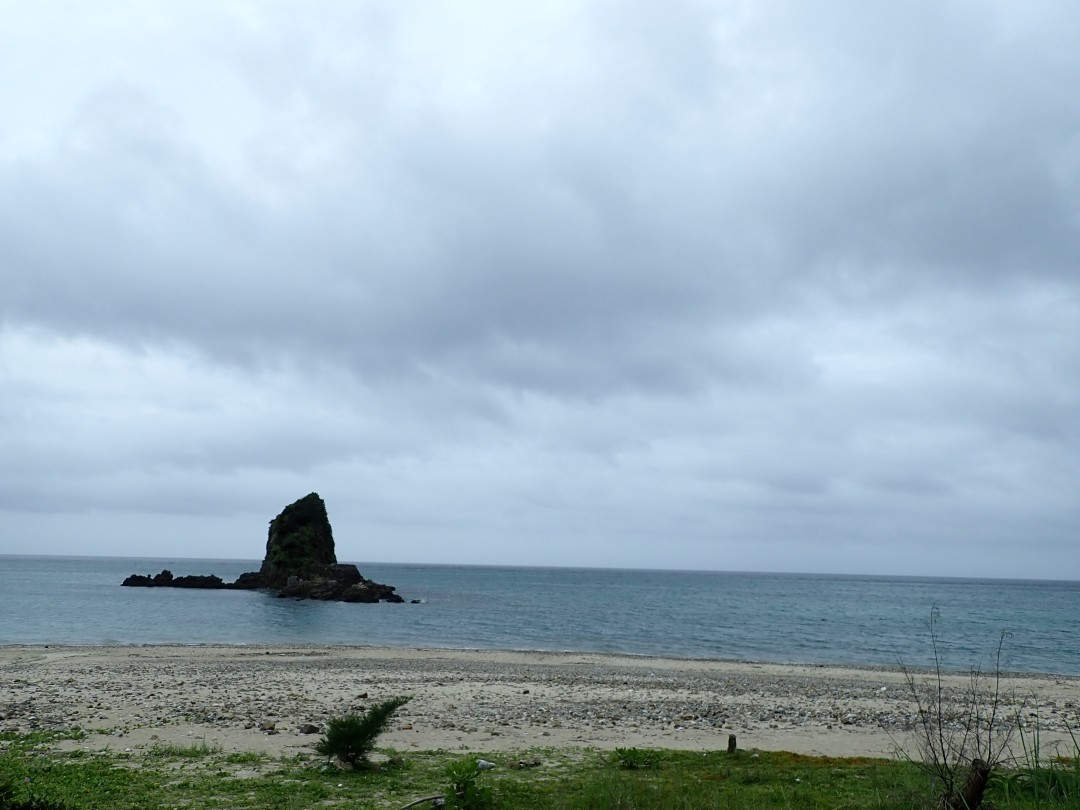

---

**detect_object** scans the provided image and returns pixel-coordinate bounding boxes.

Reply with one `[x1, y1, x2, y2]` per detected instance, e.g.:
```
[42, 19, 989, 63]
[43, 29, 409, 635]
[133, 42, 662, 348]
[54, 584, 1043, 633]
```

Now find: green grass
[996, 718, 1080, 807]
[222, 751, 266, 766]
[144, 740, 222, 759]
[612, 747, 660, 770]
[3, 731, 1077, 809]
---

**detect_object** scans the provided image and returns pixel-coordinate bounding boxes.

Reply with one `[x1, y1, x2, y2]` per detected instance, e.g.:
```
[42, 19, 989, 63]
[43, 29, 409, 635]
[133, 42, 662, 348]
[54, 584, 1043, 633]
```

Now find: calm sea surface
[2, 556, 1077, 675]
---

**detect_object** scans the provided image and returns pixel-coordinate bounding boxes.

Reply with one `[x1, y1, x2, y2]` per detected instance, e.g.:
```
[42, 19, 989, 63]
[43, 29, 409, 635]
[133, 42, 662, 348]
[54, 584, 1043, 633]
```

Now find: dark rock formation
[259, 492, 338, 589]
[122, 493, 404, 603]
[276, 563, 403, 603]
[121, 571, 169, 587]
[121, 570, 226, 589]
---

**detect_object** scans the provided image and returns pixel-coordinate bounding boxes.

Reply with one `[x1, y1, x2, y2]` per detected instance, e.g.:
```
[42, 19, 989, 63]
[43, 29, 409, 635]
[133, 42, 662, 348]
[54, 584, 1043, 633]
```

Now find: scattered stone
[4, 646, 1072, 763]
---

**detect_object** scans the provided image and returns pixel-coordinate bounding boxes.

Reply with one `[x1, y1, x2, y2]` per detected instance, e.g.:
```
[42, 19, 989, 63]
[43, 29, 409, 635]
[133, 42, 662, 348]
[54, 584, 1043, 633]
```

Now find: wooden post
[727, 734, 737, 753]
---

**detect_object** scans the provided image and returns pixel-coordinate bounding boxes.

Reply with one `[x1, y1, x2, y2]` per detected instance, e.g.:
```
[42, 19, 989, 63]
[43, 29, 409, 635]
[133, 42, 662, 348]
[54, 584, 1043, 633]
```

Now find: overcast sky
[2, 1, 1078, 579]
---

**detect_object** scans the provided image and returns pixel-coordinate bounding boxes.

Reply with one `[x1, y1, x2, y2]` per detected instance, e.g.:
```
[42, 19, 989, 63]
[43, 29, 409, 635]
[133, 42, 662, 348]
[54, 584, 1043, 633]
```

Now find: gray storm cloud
[1, 1, 1078, 577]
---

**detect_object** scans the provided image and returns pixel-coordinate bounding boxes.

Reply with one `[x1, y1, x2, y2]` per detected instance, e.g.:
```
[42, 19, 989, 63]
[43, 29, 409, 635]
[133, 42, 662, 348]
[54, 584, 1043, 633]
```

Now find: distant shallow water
[2, 555, 1078, 675]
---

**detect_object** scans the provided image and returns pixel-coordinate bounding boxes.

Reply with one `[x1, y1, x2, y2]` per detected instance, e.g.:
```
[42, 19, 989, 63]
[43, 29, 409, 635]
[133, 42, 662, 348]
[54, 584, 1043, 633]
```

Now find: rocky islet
[121, 493, 404, 603]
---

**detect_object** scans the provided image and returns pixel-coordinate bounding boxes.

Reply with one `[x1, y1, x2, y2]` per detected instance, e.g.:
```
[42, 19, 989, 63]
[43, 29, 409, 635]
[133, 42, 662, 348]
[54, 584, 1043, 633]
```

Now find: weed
[145, 740, 221, 759]
[995, 717, 1080, 805]
[442, 757, 494, 809]
[613, 747, 660, 770]
[0, 778, 69, 810]
[223, 751, 265, 766]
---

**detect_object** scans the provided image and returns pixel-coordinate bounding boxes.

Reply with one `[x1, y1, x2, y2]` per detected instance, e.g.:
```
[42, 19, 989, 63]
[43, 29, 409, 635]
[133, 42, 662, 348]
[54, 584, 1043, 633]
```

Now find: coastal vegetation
[440, 756, 494, 809]
[898, 608, 1017, 809]
[316, 697, 412, 769]
[1, 730, 1077, 809]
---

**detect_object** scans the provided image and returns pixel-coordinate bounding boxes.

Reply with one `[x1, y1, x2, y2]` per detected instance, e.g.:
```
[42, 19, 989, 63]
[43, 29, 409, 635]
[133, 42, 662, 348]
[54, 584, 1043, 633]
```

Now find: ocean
[2, 555, 1077, 676]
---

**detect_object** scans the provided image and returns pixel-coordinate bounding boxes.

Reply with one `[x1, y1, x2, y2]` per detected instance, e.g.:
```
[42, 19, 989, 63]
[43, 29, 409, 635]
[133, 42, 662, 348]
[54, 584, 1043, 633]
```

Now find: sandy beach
[2, 645, 1077, 761]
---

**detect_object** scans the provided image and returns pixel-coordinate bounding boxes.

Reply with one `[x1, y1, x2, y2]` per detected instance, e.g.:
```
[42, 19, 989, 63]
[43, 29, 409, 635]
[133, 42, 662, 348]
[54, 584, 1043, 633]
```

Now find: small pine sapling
[314, 696, 411, 768]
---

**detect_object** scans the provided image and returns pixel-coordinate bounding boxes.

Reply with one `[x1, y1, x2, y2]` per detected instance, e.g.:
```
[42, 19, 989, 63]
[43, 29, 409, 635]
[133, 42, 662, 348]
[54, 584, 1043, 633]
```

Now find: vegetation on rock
[261, 492, 337, 584]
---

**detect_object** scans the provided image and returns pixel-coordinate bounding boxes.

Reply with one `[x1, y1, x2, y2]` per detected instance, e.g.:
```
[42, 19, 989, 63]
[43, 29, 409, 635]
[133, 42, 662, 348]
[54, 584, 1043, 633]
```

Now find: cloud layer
[2, 1, 1078, 577]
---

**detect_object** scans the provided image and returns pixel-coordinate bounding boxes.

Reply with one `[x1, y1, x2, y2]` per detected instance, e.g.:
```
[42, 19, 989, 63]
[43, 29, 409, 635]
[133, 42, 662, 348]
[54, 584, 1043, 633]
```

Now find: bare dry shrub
[897, 606, 1020, 809]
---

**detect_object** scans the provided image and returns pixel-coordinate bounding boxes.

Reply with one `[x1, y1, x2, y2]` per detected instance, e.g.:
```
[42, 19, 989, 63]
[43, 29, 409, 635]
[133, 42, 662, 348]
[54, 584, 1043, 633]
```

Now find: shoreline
[7, 640, 1079, 679]
[3, 645, 1077, 760]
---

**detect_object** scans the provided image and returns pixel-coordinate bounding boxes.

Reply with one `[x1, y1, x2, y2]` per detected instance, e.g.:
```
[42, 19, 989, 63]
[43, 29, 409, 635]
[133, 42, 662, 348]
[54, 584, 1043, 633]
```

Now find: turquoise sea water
[2, 555, 1077, 675]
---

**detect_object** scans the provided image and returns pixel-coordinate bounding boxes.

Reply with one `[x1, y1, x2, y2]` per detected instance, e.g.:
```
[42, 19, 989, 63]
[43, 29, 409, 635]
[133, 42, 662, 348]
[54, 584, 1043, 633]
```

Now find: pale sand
[2, 645, 1077, 761]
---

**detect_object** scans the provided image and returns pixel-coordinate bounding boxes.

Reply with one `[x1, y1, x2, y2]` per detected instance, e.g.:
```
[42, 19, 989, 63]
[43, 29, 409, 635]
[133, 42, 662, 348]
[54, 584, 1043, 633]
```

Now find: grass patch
[222, 751, 266, 766]
[3, 732, 1072, 809]
[612, 747, 660, 770]
[145, 740, 222, 760]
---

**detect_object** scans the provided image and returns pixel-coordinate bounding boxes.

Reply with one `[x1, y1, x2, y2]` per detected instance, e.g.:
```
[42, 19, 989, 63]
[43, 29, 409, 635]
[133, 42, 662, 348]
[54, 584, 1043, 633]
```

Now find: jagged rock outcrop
[122, 493, 404, 603]
[121, 570, 227, 589]
[276, 563, 403, 603]
[259, 492, 339, 589]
